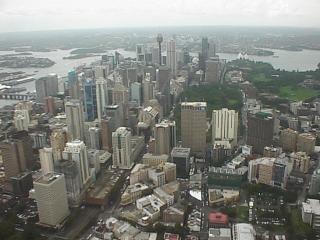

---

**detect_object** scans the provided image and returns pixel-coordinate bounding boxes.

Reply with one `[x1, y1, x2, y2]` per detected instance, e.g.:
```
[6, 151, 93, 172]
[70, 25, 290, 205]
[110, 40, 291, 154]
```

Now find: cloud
[0, 0, 319, 32]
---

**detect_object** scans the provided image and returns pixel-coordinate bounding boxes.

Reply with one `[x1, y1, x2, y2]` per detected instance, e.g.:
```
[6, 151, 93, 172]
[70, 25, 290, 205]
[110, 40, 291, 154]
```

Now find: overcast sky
[0, 0, 319, 32]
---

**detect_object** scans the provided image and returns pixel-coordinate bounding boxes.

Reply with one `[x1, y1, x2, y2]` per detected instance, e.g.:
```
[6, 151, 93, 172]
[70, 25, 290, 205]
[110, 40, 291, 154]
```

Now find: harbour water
[0, 48, 319, 107]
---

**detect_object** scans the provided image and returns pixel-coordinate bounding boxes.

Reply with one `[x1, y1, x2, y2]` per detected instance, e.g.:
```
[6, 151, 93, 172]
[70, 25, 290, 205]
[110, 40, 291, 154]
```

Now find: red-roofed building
[208, 212, 229, 228]
[164, 232, 181, 240]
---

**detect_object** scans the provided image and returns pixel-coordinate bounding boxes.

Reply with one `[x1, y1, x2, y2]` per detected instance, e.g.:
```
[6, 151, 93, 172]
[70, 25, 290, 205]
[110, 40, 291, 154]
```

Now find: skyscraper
[142, 74, 154, 104]
[67, 70, 81, 99]
[171, 147, 191, 179]
[83, 78, 97, 121]
[50, 128, 67, 163]
[62, 140, 90, 186]
[130, 82, 142, 106]
[205, 57, 221, 84]
[181, 102, 207, 155]
[136, 44, 145, 62]
[199, 37, 209, 71]
[247, 112, 274, 154]
[154, 122, 170, 155]
[39, 147, 54, 174]
[112, 127, 133, 169]
[65, 99, 85, 141]
[0, 131, 34, 182]
[212, 108, 238, 146]
[88, 127, 101, 150]
[33, 172, 70, 227]
[166, 39, 177, 78]
[54, 160, 82, 207]
[35, 74, 59, 103]
[154, 120, 176, 155]
[100, 117, 113, 152]
[13, 110, 29, 131]
[157, 34, 163, 65]
[96, 78, 108, 122]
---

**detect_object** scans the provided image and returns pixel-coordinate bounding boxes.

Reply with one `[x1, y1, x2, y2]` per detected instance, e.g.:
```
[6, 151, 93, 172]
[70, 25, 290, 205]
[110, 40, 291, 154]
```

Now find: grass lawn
[279, 86, 319, 101]
[289, 208, 313, 237]
[252, 73, 272, 83]
[237, 206, 249, 222]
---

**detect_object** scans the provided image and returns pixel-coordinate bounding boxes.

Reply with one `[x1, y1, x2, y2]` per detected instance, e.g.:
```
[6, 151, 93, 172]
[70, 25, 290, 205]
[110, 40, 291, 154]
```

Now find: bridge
[0, 92, 36, 100]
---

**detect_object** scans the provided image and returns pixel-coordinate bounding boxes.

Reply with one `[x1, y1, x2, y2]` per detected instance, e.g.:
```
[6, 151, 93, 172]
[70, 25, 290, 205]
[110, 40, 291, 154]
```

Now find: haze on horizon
[0, 0, 320, 33]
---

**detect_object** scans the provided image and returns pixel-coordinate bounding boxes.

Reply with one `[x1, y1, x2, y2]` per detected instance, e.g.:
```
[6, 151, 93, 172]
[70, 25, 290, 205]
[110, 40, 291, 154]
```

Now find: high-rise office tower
[0, 132, 34, 182]
[143, 73, 154, 103]
[152, 47, 160, 65]
[39, 147, 54, 174]
[83, 78, 97, 121]
[100, 117, 113, 152]
[136, 44, 145, 62]
[297, 133, 316, 155]
[156, 66, 171, 115]
[44, 96, 57, 116]
[171, 147, 191, 179]
[154, 122, 170, 155]
[112, 83, 129, 106]
[199, 37, 210, 71]
[67, 70, 81, 99]
[33, 172, 70, 227]
[88, 127, 101, 150]
[112, 83, 129, 123]
[96, 78, 108, 122]
[181, 102, 207, 155]
[62, 140, 90, 185]
[112, 127, 133, 169]
[14, 110, 29, 131]
[94, 65, 108, 79]
[212, 108, 238, 146]
[35, 74, 59, 103]
[54, 160, 82, 207]
[50, 128, 67, 163]
[247, 112, 274, 154]
[127, 68, 138, 85]
[154, 120, 176, 155]
[205, 57, 221, 84]
[105, 104, 124, 130]
[157, 34, 163, 65]
[65, 99, 85, 141]
[167, 39, 177, 78]
[156, 66, 170, 94]
[280, 128, 298, 152]
[130, 82, 142, 106]
[30, 132, 47, 150]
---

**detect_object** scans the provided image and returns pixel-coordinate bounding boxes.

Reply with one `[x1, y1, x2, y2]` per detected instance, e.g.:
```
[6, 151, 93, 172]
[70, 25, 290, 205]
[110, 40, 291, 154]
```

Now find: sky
[0, 0, 319, 32]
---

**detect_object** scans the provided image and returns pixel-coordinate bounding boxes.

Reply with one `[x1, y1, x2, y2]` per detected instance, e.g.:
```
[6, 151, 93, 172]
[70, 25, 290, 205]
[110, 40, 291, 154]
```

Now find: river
[0, 48, 319, 107]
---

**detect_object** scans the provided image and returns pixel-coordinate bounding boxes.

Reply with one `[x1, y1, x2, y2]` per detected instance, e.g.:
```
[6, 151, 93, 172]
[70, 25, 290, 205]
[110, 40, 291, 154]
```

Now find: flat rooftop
[35, 172, 62, 185]
[181, 102, 207, 108]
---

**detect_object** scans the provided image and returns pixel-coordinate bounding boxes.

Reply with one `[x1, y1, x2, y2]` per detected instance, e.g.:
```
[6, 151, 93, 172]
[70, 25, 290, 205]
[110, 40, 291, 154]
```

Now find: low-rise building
[232, 223, 256, 240]
[163, 206, 185, 224]
[302, 199, 320, 233]
[290, 151, 310, 174]
[208, 166, 248, 188]
[208, 189, 239, 207]
[136, 194, 166, 225]
[142, 153, 169, 166]
[120, 183, 150, 206]
[208, 228, 231, 240]
[208, 212, 229, 228]
[297, 133, 316, 155]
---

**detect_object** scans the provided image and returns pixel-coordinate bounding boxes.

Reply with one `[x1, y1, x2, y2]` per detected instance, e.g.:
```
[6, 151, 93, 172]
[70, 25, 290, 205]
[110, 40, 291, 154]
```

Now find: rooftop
[34, 172, 62, 185]
[181, 102, 207, 108]
[171, 147, 191, 157]
[208, 212, 229, 225]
